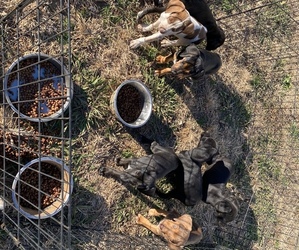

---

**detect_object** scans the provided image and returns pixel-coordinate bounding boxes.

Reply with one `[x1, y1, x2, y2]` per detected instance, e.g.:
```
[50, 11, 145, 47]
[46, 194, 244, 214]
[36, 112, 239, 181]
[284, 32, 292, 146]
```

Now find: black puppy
[156, 132, 239, 223]
[156, 131, 218, 205]
[137, 0, 225, 50]
[202, 155, 239, 223]
[99, 141, 181, 196]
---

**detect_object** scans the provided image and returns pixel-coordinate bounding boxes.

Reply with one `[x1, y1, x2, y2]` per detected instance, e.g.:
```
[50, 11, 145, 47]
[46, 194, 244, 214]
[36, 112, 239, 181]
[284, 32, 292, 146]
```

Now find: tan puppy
[136, 208, 203, 249]
[130, 0, 207, 49]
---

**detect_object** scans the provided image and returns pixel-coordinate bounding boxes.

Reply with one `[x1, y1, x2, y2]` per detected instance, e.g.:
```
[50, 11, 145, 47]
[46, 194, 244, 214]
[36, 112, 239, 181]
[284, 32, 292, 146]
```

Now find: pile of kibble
[0, 130, 61, 166]
[116, 84, 144, 123]
[16, 162, 62, 210]
[7, 58, 67, 118]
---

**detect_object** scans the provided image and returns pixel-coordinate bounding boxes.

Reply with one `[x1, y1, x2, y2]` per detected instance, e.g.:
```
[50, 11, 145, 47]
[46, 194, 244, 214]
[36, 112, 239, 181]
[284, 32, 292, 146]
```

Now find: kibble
[16, 162, 62, 210]
[7, 58, 67, 118]
[116, 85, 144, 123]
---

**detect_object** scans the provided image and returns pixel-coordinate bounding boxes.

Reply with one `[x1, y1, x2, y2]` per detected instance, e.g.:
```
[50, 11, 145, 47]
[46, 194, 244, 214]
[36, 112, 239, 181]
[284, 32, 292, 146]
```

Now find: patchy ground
[0, 0, 299, 249]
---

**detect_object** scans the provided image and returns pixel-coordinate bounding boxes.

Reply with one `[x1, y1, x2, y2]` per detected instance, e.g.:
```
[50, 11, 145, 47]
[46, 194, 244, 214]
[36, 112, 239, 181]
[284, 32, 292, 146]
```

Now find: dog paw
[148, 209, 157, 216]
[129, 39, 143, 49]
[155, 55, 165, 64]
[98, 166, 106, 176]
[154, 70, 162, 76]
[136, 24, 145, 32]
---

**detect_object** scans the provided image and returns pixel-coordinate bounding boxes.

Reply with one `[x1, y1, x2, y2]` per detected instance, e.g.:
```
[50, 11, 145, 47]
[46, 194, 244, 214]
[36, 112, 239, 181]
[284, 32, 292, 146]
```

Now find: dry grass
[1, 0, 299, 249]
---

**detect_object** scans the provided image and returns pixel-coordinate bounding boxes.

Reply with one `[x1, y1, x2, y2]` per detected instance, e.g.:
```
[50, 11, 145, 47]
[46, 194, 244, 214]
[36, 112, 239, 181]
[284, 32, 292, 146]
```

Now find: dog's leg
[137, 6, 166, 22]
[156, 53, 174, 64]
[136, 214, 161, 235]
[148, 208, 168, 217]
[155, 67, 172, 77]
[187, 228, 203, 245]
[116, 157, 132, 167]
[149, 141, 174, 154]
[99, 166, 142, 186]
[149, 208, 182, 219]
[160, 38, 179, 47]
[130, 31, 166, 49]
[137, 17, 161, 33]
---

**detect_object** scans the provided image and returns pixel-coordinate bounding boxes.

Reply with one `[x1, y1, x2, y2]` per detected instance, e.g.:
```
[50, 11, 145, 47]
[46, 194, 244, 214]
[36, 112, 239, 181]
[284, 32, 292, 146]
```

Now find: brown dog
[136, 208, 203, 249]
[130, 0, 207, 49]
[155, 44, 222, 80]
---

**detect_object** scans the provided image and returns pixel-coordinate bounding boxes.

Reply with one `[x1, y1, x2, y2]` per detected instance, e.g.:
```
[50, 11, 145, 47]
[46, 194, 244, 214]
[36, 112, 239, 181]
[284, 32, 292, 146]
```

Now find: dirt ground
[0, 0, 299, 249]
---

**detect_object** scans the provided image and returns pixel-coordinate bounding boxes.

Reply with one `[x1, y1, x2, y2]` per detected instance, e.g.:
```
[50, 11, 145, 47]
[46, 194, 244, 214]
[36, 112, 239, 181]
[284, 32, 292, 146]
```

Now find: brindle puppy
[155, 44, 222, 80]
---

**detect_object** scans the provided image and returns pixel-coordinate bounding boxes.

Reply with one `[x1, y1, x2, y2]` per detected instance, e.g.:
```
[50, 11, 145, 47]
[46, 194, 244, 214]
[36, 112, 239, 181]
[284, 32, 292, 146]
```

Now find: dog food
[6, 58, 67, 118]
[116, 84, 144, 123]
[16, 162, 62, 210]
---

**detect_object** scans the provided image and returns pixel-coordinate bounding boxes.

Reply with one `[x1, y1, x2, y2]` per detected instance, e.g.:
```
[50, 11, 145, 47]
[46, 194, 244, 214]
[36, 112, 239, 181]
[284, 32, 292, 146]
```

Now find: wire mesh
[0, 0, 72, 249]
[0, 0, 298, 249]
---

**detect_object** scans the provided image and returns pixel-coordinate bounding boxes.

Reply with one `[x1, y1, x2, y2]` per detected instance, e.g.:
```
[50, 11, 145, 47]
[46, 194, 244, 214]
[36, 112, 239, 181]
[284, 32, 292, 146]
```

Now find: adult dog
[130, 0, 207, 49]
[156, 132, 239, 223]
[137, 208, 203, 249]
[155, 43, 222, 80]
[137, 0, 225, 50]
[99, 141, 181, 196]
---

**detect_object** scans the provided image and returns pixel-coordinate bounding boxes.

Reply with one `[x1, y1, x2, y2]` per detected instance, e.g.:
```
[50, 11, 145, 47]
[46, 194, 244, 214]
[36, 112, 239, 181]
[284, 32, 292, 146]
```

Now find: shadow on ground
[162, 73, 258, 249]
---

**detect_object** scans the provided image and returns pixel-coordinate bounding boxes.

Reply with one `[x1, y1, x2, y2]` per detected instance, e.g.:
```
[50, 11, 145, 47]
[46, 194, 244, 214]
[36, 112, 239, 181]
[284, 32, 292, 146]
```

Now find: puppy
[156, 131, 218, 206]
[156, 132, 239, 223]
[130, 0, 207, 49]
[155, 43, 222, 80]
[202, 155, 239, 223]
[136, 0, 225, 50]
[137, 208, 203, 249]
[99, 141, 181, 196]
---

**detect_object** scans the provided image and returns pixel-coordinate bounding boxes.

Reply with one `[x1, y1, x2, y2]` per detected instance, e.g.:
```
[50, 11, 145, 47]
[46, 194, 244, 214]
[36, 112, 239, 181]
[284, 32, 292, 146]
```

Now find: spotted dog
[130, 0, 207, 49]
[137, 0, 225, 50]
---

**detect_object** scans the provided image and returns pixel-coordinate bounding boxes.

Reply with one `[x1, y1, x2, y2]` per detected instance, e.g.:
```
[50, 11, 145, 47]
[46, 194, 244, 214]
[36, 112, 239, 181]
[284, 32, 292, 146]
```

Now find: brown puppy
[130, 0, 207, 49]
[155, 44, 222, 80]
[137, 208, 203, 249]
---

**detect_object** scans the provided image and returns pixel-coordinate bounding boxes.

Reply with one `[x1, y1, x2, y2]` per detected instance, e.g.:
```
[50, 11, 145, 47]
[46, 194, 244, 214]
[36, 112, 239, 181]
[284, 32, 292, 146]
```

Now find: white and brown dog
[130, 0, 207, 49]
[137, 208, 203, 249]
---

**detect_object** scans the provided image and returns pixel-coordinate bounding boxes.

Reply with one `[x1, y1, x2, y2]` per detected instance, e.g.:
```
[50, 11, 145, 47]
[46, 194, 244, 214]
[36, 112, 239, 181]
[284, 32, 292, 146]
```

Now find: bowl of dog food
[11, 157, 73, 219]
[110, 80, 153, 128]
[4, 53, 72, 122]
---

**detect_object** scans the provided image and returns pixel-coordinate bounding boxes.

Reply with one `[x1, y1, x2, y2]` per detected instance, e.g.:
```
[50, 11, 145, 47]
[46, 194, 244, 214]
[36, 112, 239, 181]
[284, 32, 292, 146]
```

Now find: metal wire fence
[0, 0, 298, 249]
[0, 0, 72, 249]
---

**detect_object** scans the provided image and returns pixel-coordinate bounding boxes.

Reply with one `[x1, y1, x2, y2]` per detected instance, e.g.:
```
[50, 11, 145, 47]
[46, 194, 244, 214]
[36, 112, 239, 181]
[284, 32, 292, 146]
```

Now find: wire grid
[0, 0, 298, 250]
[214, 0, 299, 249]
[0, 0, 72, 249]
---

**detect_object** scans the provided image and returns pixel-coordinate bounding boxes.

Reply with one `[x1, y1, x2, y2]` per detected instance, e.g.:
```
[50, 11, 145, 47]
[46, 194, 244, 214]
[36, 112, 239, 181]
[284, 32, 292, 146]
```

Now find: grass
[1, 0, 299, 249]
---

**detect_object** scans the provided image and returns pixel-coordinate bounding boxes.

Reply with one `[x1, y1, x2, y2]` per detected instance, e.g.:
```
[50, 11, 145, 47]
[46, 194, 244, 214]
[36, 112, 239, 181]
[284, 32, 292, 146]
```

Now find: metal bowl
[3, 53, 72, 122]
[110, 80, 153, 128]
[11, 157, 73, 219]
